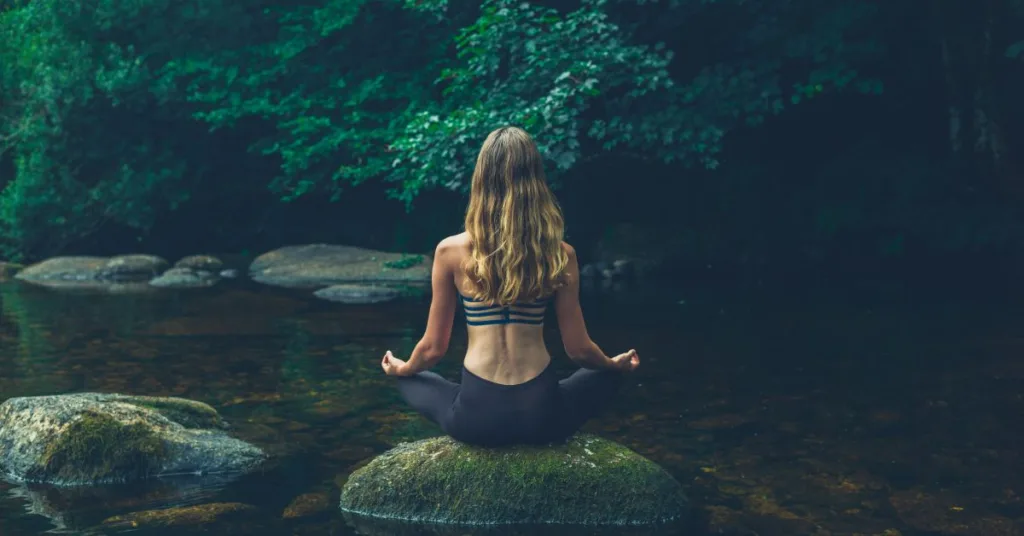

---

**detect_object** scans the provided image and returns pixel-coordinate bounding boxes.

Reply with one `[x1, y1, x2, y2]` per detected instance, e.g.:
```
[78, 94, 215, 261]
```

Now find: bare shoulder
[434, 233, 470, 263]
[560, 241, 577, 259]
[559, 241, 579, 286]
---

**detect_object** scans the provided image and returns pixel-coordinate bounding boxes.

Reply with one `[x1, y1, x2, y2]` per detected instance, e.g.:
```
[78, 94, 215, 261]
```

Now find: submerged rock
[249, 244, 430, 288]
[150, 267, 219, 289]
[313, 284, 401, 304]
[339, 434, 687, 526]
[7, 472, 247, 532]
[0, 393, 266, 485]
[283, 492, 332, 520]
[100, 502, 257, 530]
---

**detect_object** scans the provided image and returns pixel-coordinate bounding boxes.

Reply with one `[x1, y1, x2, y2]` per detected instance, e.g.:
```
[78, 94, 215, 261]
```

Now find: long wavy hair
[462, 126, 569, 306]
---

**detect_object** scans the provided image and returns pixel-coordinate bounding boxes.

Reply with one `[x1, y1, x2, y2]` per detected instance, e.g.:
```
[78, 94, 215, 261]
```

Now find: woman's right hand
[609, 349, 640, 372]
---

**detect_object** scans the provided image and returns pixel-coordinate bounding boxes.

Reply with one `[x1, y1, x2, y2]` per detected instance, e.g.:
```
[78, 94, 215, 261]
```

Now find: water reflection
[3, 474, 241, 533]
[342, 514, 687, 536]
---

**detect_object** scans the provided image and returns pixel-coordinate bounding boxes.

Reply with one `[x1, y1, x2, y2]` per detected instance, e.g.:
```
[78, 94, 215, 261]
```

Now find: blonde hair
[463, 126, 569, 306]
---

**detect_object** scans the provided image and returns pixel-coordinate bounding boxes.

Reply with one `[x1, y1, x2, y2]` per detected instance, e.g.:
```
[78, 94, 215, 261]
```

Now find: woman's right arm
[554, 244, 638, 371]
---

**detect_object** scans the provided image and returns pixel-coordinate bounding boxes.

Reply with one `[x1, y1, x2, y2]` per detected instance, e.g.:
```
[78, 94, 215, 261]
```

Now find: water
[0, 277, 1021, 535]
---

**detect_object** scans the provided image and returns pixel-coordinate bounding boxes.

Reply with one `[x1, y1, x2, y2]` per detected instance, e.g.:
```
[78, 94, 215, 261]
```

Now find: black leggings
[395, 362, 624, 447]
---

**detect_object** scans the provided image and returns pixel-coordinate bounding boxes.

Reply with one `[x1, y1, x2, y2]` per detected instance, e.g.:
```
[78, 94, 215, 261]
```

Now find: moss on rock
[339, 434, 687, 526]
[39, 411, 167, 483]
[124, 396, 225, 429]
[0, 393, 266, 486]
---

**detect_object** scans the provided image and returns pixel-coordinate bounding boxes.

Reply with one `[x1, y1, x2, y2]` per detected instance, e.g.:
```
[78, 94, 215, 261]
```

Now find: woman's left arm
[387, 239, 457, 375]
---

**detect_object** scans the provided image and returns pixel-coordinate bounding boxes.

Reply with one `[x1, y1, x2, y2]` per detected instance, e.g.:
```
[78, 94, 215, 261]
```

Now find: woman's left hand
[381, 351, 413, 376]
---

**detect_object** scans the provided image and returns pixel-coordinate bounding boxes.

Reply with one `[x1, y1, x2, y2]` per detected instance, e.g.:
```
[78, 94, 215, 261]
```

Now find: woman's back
[446, 232, 559, 385]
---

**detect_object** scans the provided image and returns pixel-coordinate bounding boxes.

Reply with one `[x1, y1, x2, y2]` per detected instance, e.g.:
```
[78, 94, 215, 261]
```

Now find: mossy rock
[339, 434, 687, 526]
[0, 393, 265, 485]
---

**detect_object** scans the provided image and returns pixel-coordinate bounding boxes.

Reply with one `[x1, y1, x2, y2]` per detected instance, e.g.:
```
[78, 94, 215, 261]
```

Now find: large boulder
[15, 256, 109, 282]
[0, 393, 266, 485]
[339, 434, 687, 526]
[15, 255, 168, 287]
[249, 244, 430, 289]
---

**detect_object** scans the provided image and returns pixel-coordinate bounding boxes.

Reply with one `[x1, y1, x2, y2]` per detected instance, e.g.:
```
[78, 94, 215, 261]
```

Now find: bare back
[447, 233, 553, 384]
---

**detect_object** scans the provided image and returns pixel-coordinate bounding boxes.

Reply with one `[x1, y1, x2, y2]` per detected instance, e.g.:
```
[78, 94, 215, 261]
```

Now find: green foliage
[161, 0, 452, 204]
[1, 0, 1020, 262]
[387, 0, 883, 202]
[0, 0, 198, 260]
[167, 0, 883, 207]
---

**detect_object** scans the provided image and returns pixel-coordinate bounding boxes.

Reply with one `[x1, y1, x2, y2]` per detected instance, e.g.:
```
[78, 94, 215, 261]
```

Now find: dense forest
[1, 0, 1023, 283]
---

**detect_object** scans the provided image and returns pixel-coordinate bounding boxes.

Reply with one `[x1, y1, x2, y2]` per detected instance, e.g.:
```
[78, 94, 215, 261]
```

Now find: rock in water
[339, 434, 687, 526]
[0, 393, 266, 485]
[173, 255, 224, 272]
[15, 257, 109, 282]
[96, 255, 169, 281]
[249, 244, 430, 288]
[313, 284, 401, 304]
[15, 255, 168, 286]
[150, 267, 219, 289]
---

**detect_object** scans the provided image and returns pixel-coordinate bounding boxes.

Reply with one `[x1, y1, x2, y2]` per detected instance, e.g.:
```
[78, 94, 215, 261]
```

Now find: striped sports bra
[459, 293, 553, 326]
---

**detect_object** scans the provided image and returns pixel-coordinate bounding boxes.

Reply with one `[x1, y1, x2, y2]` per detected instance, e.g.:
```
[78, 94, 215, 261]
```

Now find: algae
[340, 434, 687, 526]
[38, 411, 166, 483]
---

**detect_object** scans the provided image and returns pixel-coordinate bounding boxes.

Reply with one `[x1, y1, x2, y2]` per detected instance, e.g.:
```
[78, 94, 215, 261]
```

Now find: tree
[0, 0, 202, 259]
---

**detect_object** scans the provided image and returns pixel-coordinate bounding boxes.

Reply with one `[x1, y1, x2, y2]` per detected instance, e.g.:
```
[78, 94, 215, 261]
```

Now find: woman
[380, 126, 640, 447]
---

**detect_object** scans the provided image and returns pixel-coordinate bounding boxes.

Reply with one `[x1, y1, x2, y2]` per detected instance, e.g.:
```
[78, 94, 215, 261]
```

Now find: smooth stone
[339, 434, 687, 526]
[95, 254, 169, 281]
[15, 254, 168, 284]
[313, 284, 401, 304]
[173, 255, 224, 272]
[0, 393, 266, 485]
[150, 267, 219, 289]
[249, 244, 430, 288]
[15, 257, 109, 282]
